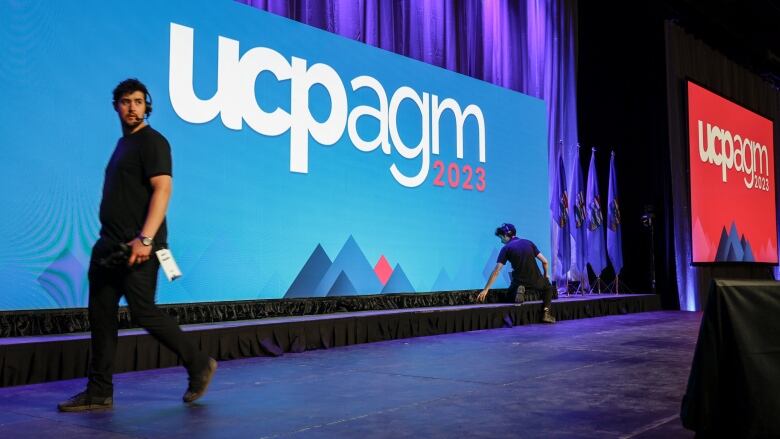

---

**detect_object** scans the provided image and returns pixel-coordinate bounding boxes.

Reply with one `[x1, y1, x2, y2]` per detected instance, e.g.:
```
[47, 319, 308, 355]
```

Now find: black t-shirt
[99, 125, 171, 244]
[496, 238, 544, 288]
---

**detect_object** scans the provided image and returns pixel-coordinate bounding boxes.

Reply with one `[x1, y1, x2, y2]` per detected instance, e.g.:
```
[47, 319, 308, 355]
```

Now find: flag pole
[588, 274, 608, 294]
[606, 272, 634, 294]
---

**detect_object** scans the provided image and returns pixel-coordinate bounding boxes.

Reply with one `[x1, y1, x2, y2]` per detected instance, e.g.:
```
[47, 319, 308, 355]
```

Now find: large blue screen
[0, 0, 548, 310]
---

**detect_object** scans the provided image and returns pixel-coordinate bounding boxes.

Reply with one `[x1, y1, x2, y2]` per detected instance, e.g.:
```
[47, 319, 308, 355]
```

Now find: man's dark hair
[495, 223, 516, 237]
[112, 78, 152, 116]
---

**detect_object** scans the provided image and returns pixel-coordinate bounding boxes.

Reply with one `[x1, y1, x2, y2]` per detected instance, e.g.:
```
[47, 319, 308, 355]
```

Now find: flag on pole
[551, 154, 570, 282]
[607, 151, 623, 274]
[586, 147, 607, 276]
[569, 145, 588, 288]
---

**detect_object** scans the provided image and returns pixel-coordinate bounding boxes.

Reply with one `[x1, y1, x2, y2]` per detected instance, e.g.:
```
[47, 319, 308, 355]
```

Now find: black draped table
[681, 279, 780, 438]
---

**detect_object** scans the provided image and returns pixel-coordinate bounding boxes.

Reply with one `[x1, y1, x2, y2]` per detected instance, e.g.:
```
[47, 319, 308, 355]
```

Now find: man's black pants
[86, 239, 209, 397]
[504, 277, 554, 309]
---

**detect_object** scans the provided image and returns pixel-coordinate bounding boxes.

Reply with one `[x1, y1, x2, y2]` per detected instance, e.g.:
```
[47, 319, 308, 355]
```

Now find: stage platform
[0, 310, 695, 438]
[0, 294, 659, 388]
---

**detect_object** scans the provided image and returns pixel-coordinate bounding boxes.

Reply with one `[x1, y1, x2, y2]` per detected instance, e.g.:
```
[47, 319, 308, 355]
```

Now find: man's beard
[123, 114, 144, 129]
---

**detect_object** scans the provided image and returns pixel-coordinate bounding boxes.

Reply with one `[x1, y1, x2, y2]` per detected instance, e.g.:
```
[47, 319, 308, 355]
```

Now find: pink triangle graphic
[374, 255, 393, 286]
[765, 238, 778, 263]
[692, 216, 714, 261]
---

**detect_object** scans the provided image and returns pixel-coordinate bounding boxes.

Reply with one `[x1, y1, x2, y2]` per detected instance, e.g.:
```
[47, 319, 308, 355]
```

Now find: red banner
[688, 81, 777, 263]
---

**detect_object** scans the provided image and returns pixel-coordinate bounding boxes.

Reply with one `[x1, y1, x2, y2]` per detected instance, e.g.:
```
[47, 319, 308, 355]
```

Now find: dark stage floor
[0, 311, 699, 438]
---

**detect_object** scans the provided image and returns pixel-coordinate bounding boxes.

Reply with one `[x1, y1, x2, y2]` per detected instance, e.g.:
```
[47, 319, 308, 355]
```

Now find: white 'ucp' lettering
[168, 23, 487, 188]
[697, 119, 769, 189]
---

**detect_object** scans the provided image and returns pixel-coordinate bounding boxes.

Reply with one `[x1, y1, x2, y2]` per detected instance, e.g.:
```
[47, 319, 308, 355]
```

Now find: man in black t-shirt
[477, 223, 556, 324]
[58, 79, 216, 412]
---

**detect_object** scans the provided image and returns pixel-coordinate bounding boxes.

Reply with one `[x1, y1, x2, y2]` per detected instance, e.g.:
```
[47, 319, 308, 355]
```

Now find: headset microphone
[144, 90, 153, 118]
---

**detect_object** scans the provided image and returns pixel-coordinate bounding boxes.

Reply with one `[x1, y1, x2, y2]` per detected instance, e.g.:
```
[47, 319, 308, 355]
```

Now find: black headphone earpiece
[499, 223, 516, 237]
[144, 91, 153, 117]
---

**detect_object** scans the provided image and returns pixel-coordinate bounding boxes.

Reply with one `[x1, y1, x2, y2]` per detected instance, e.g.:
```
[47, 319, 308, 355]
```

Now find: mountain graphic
[714, 222, 756, 262]
[715, 227, 729, 261]
[382, 263, 415, 293]
[452, 260, 479, 290]
[328, 271, 357, 296]
[763, 237, 778, 263]
[320, 236, 382, 296]
[374, 255, 393, 286]
[431, 268, 455, 291]
[692, 216, 714, 261]
[740, 235, 755, 262]
[284, 244, 332, 298]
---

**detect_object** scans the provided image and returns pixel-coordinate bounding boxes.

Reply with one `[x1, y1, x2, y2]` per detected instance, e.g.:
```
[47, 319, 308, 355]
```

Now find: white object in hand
[155, 248, 183, 281]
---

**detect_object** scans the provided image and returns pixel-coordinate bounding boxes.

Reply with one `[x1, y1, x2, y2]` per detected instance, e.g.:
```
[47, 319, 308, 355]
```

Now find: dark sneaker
[57, 391, 113, 412]
[512, 285, 526, 303]
[542, 308, 557, 324]
[183, 357, 218, 403]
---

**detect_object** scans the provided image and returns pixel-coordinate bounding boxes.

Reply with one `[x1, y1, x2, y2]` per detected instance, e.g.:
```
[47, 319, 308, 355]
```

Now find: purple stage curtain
[237, 0, 580, 274]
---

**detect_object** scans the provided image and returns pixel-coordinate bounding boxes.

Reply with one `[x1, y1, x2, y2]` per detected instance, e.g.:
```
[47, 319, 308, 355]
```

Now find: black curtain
[576, 2, 677, 307]
[664, 21, 780, 310]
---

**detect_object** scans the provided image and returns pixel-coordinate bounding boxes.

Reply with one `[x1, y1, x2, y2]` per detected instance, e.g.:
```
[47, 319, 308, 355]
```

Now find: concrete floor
[0, 311, 699, 438]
